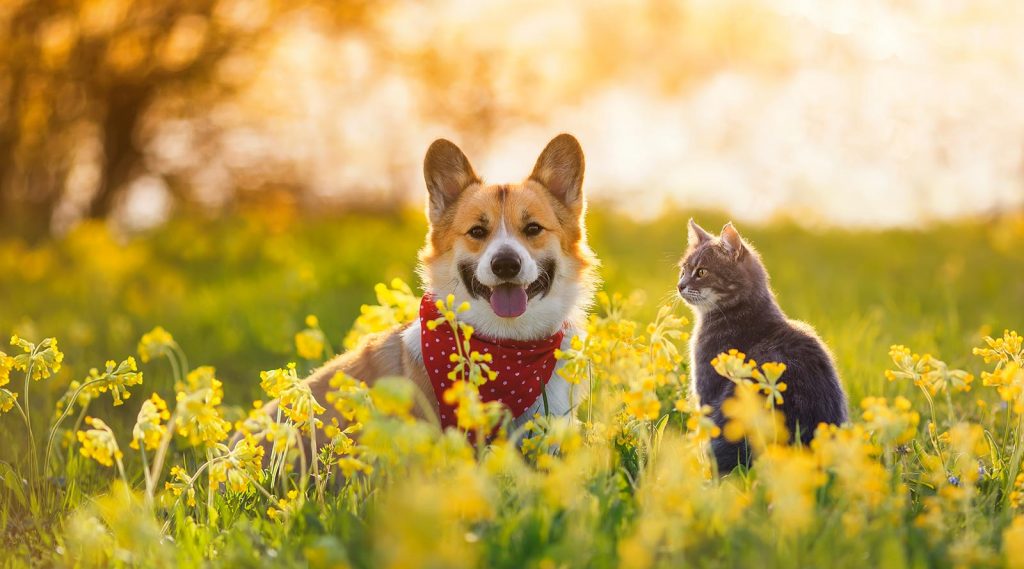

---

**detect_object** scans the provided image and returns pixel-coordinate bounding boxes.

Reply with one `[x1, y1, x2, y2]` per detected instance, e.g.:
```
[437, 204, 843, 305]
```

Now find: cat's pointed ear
[424, 139, 480, 224]
[688, 218, 713, 246]
[530, 133, 585, 216]
[720, 222, 746, 259]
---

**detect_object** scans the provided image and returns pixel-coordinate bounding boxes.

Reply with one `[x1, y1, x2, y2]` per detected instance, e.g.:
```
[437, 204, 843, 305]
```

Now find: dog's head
[418, 134, 597, 340]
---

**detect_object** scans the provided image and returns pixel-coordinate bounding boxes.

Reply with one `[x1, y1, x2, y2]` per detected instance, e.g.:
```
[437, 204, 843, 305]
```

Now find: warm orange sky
[138, 0, 1024, 227]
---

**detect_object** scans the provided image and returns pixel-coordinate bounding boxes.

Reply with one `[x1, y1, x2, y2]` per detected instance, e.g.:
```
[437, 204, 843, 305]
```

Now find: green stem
[1005, 413, 1024, 508]
[147, 409, 178, 491]
[309, 400, 320, 502]
[140, 445, 154, 507]
[920, 386, 944, 461]
[205, 449, 215, 525]
[43, 378, 105, 475]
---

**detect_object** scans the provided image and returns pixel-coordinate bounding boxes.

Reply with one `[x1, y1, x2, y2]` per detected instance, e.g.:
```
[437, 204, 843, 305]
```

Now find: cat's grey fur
[678, 219, 848, 472]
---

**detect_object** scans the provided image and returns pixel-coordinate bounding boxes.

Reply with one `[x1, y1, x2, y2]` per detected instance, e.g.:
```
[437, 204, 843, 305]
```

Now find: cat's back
[763, 318, 849, 425]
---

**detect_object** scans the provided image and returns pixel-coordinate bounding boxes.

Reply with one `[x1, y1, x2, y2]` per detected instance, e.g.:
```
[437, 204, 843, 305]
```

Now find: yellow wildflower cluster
[980, 362, 1024, 414]
[208, 437, 265, 492]
[9, 334, 64, 381]
[266, 489, 303, 522]
[343, 278, 419, 350]
[174, 366, 231, 447]
[9, 273, 1024, 569]
[711, 350, 788, 406]
[1011, 473, 1024, 510]
[974, 329, 1024, 367]
[554, 291, 689, 437]
[885, 344, 974, 395]
[137, 326, 176, 363]
[721, 382, 788, 452]
[295, 314, 328, 360]
[165, 465, 197, 507]
[85, 357, 144, 406]
[260, 363, 325, 431]
[1006, 516, 1024, 569]
[77, 417, 123, 468]
[756, 445, 827, 535]
[130, 393, 170, 451]
[860, 396, 920, 445]
[0, 351, 16, 413]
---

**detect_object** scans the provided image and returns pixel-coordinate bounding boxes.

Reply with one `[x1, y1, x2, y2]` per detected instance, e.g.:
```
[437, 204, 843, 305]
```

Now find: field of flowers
[2, 206, 1024, 568]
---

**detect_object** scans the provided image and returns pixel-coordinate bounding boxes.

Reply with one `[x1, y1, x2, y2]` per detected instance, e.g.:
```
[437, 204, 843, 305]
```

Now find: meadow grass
[1, 206, 1023, 567]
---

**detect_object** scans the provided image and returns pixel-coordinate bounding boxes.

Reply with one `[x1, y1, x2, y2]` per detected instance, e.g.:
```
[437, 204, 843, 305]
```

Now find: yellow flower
[0, 388, 17, 414]
[83, 356, 144, 406]
[712, 349, 757, 382]
[77, 417, 123, 468]
[165, 465, 196, 507]
[326, 372, 372, 424]
[295, 314, 329, 361]
[684, 404, 722, 442]
[756, 445, 826, 536]
[174, 366, 231, 447]
[0, 354, 16, 413]
[370, 378, 416, 420]
[264, 420, 300, 454]
[0, 352, 13, 387]
[757, 361, 788, 406]
[974, 330, 1023, 366]
[1005, 516, 1024, 569]
[9, 335, 63, 381]
[295, 329, 326, 360]
[945, 422, 989, 485]
[982, 362, 1024, 414]
[623, 381, 662, 422]
[1010, 473, 1024, 510]
[721, 382, 788, 452]
[267, 490, 302, 522]
[343, 279, 418, 350]
[337, 456, 374, 478]
[130, 393, 170, 451]
[261, 364, 325, 431]
[443, 380, 505, 432]
[860, 396, 920, 445]
[886, 344, 973, 395]
[811, 424, 888, 514]
[137, 326, 175, 363]
[208, 437, 264, 492]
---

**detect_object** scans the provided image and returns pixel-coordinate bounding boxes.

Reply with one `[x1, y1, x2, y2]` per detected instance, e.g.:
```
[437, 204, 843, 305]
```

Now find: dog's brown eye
[695, 268, 708, 278]
[468, 226, 488, 239]
[523, 222, 543, 237]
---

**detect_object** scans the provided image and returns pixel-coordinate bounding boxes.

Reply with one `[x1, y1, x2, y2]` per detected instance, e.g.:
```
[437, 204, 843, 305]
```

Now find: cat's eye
[523, 222, 543, 237]
[695, 268, 708, 278]
[468, 226, 488, 239]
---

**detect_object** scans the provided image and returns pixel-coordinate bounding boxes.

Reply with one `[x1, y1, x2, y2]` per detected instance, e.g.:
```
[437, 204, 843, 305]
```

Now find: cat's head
[677, 219, 768, 313]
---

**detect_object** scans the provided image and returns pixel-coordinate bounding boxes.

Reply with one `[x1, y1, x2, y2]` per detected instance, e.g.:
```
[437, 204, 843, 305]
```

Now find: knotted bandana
[419, 295, 565, 429]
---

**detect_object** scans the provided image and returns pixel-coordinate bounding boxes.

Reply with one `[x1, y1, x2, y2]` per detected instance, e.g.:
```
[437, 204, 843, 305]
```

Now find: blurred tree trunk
[88, 87, 148, 220]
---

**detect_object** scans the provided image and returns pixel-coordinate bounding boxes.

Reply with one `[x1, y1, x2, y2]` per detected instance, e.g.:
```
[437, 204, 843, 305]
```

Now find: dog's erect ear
[687, 218, 713, 247]
[424, 139, 479, 223]
[530, 133, 585, 215]
[720, 222, 746, 259]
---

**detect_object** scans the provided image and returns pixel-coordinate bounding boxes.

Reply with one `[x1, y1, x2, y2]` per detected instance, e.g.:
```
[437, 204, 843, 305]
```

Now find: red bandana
[419, 295, 565, 429]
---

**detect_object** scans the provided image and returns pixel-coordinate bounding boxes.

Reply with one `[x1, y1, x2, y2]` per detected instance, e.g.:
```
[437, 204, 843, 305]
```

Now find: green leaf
[0, 460, 27, 509]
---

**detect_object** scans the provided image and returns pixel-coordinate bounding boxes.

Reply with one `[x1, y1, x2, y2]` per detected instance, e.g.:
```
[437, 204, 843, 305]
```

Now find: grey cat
[678, 219, 848, 472]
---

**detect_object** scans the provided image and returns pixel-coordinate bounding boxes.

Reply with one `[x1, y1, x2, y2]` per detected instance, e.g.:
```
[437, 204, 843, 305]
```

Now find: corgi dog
[253, 134, 597, 450]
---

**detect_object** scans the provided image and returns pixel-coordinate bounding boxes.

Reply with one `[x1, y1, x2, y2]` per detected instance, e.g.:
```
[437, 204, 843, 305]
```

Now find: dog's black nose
[491, 253, 521, 280]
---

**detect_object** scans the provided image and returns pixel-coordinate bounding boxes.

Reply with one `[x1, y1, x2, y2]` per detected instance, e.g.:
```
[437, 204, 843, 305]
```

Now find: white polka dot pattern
[418, 295, 565, 431]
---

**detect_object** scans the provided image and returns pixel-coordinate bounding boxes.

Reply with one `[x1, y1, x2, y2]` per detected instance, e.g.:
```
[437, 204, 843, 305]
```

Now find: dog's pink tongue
[489, 284, 528, 318]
